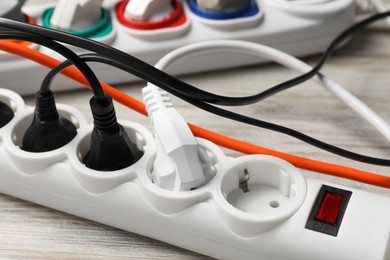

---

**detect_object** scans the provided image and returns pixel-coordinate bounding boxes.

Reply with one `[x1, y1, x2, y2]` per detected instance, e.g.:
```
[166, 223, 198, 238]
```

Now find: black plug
[0, 100, 14, 128]
[22, 90, 77, 152]
[84, 95, 143, 171]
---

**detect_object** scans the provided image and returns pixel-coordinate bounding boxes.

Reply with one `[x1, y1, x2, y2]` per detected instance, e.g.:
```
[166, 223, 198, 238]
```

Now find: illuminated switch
[196, 0, 248, 11]
[315, 192, 344, 225]
[124, 0, 174, 21]
[50, 0, 103, 31]
[306, 185, 352, 236]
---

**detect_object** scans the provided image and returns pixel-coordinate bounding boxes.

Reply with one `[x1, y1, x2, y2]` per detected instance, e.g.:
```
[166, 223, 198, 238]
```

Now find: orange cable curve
[0, 40, 389, 188]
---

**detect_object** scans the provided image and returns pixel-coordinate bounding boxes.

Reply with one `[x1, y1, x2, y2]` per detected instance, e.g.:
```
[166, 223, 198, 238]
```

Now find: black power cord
[40, 57, 145, 170]
[85, 95, 143, 171]
[41, 49, 390, 166]
[0, 31, 104, 98]
[2, 13, 390, 165]
[0, 31, 143, 169]
[0, 17, 225, 103]
[40, 53, 190, 102]
[0, 31, 103, 152]
[0, 12, 390, 106]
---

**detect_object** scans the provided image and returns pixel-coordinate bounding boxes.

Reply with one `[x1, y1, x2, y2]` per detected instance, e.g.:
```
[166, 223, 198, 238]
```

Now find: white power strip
[1, 88, 390, 260]
[0, 0, 355, 95]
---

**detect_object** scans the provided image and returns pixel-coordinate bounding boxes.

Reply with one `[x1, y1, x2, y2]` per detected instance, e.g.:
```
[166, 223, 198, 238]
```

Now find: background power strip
[1, 88, 390, 260]
[0, 0, 355, 95]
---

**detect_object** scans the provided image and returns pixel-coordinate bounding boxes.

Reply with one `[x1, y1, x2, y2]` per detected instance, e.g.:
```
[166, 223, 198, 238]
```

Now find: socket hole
[218, 156, 307, 236]
[269, 200, 280, 208]
[221, 158, 301, 215]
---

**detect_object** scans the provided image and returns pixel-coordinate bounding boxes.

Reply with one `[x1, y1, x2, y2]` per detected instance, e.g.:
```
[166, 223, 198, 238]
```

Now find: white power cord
[124, 0, 172, 21]
[142, 81, 215, 191]
[151, 40, 390, 143]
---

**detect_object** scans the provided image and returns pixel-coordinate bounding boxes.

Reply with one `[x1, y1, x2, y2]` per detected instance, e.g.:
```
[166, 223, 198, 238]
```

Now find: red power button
[315, 192, 344, 225]
[306, 185, 352, 236]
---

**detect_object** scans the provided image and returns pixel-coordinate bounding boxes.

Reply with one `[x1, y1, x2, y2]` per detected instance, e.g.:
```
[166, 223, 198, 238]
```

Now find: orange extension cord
[1, 40, 390, 188]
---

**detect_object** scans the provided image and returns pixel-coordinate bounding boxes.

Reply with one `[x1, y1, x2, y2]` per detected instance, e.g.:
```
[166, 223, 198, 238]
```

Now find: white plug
[124, 0, 173, 21]
[196, 0, 248, 11]
[142, 85, 215, 192]
[50, 0, 103, 31]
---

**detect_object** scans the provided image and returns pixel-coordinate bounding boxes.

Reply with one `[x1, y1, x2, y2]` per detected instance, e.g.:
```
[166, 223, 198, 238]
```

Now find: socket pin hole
[269, 200, 280, 208]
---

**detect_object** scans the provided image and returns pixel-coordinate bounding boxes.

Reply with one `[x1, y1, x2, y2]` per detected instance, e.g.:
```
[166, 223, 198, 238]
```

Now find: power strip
[0, 0, 355, 95]
[1, 88, 390, 260]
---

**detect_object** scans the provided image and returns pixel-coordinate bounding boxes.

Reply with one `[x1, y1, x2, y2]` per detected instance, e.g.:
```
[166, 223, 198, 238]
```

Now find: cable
[153, 40, 390, 143]
[2, 40, 390, 188]
[0, 31, 107, 152]
[42, 53, 214, 190]
[1, 10, 390, 170]
[0, 11, 390, 107]
[39, 53, 202, 105]
[0, 11, 389, 107]
[40, 41, 390, 166]
[0, 32, 138, 165]
[161, 86, 390, 166]
[0, 31, 104, 99]
[143, 35, 390, 167]
[205, 9, 390, 106]
[42, 48, 390, 147]
[40, 53, 142, 93]
[0, 17, 225, 104]
[0, 16, 324, 105]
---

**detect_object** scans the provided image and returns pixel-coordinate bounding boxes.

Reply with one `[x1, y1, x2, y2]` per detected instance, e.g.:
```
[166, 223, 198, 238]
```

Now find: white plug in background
[142, 85, 216, 191]
[125, 0, 174, 22]
[50, 0, 103, 30]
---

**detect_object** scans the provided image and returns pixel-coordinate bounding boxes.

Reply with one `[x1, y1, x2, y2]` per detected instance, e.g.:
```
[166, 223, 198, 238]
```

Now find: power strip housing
[1, 88, 390, 260]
